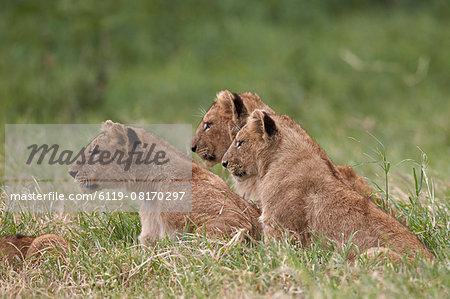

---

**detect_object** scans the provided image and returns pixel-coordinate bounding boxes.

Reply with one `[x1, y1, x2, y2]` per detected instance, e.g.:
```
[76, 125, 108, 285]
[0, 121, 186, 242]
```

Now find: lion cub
[0, 234, 68, 267]
[222, 110, 434, 260]
[192, 90, 375, 202]
[68, 121, 261, 244]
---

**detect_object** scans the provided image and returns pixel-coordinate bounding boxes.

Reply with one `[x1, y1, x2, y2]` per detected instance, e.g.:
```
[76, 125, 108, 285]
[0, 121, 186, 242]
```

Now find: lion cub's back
[25, 234, 68, 259]
[191, 161, 262, 238]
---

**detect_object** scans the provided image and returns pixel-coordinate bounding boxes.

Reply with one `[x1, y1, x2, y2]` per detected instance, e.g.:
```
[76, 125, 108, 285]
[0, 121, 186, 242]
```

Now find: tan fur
[222, 110, 434, 261]
[192, 90, 378, 203]
[25, 234, 68, 259]
[68, 121, 261, 245]
[0, 234, 67, 268]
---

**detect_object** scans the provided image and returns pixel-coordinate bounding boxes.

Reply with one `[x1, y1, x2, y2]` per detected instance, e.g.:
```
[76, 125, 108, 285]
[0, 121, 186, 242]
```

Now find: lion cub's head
[68, 120, 141, 193]
[222, 110, 278, 181]
[191, 90, 259, 167]
[191, 90, 250, 167]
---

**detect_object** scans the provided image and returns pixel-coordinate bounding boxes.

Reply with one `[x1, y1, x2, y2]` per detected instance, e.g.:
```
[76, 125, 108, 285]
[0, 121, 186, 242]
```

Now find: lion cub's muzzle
[193, 145, 217, 163]
[222, 161, 247, 178]
[69, 170, 100, 191]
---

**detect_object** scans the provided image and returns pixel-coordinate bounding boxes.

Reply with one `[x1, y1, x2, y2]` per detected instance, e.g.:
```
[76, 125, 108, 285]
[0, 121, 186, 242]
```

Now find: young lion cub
[192, 90, 375, 202]
[222, 110, 434, 260]
[68, 121, 261, 244]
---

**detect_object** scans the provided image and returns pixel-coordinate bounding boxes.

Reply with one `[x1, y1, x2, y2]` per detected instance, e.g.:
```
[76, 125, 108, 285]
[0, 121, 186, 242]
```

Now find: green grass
[1, 151, 449, 297]
[1, 1, 449, 297]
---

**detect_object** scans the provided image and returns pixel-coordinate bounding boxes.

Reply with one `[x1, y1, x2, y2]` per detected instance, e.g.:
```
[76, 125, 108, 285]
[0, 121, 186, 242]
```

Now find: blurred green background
[1, 0, 449, 179]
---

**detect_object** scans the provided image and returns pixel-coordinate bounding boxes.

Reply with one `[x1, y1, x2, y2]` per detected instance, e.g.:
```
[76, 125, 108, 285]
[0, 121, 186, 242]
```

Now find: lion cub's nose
[222, 161, 228, 168]
[69, 170, 78, 178]
[191, 145, 197, 152]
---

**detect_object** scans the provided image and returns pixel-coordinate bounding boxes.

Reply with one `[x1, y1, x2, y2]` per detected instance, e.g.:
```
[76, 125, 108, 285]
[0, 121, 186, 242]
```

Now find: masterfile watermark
[26, 142, 170, 171]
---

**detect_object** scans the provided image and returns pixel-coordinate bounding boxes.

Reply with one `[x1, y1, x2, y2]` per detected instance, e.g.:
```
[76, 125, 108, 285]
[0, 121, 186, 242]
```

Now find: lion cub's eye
[91, 147, 101, 156]
[236, 140, 243, 148]
[204, 122, 212, 131]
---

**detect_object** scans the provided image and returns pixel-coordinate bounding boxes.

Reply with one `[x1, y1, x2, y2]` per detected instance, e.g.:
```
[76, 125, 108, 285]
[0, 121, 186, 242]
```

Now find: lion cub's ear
[103, 122, 141, 152]
[250, 109, 277, 139]
[103, 122, 127, 147]
[216, 90, 248, 121]
[126, 127, 140, 149]
[102, 120, 115, 129]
